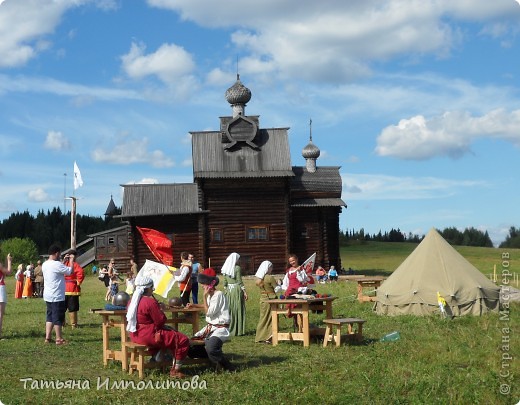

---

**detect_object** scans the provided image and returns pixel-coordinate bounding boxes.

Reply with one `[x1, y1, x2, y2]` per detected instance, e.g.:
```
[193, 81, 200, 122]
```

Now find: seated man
[186, 268, 235, 372]
[126, 276, 190, 378]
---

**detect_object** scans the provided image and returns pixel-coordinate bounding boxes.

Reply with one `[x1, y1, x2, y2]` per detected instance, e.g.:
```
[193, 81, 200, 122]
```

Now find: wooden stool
[322, 318, 365, 347]
[124, 342, 169, 379]
[124, 340, 211, 379]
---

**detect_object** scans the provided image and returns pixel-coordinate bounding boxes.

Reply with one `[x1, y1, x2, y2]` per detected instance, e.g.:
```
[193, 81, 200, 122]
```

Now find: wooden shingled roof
[191, 127, 295, 178]
[120, 183, 204, 217]
[291, 166, 344, 195]
[291, 198, 346, 207]
[291, 166, 346, 207]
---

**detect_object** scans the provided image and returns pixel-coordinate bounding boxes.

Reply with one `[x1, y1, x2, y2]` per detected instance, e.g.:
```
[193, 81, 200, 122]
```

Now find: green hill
[341, 241, 520, 280]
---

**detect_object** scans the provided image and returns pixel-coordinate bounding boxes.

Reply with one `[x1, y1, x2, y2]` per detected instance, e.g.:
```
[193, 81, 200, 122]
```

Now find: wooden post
[493, 264, 496, 283]
[70, 196, 77, 250]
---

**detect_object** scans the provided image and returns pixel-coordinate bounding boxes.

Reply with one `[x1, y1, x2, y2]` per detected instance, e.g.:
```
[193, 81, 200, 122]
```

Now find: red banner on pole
[136, 227, 173, 266]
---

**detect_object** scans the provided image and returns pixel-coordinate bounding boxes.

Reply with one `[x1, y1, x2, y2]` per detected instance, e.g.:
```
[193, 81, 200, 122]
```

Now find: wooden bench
[124, 340, 210, 379]
[322, 318, 365, 347]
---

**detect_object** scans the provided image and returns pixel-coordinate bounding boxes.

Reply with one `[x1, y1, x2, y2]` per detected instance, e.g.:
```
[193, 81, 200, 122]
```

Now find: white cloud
[44, 130, 71, 151]
[0, 0, 69, 68]
[126, 178, 159, 185]
[28, 188, 49, 202]
[342, 173, 485, 200]
[206, 68, 233, 86]
[0, 1, 121, 68]
[375, 109, 520, 160]
[148, 0, 519, 83]
[0, 74, 142, 101]
[121, 41, 195, 85]
[91, 137, 175, 168]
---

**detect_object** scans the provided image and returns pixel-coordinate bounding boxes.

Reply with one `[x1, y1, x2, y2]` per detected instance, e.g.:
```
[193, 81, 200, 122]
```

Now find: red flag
[136, 227, 173, 266]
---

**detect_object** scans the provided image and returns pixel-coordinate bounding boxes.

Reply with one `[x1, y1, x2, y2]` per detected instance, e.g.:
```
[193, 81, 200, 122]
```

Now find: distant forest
[341, 226, 520, 248]
[0, 207, 123, 254]
[1, 207, 519, 254]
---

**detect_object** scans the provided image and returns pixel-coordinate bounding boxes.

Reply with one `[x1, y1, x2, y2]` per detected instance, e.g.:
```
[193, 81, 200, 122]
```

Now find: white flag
[73, 161, 83, 190]
[301, 252, 316, 274]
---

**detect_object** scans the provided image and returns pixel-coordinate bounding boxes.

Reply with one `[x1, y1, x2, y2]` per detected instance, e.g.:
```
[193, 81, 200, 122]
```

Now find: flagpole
[71, 161, 83, 250]
[63, 173, 67, 214]
[70, 196, 77, 250]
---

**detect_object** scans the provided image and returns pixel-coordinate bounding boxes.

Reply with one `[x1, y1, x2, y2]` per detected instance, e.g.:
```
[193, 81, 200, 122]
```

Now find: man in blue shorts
[42, 245, 74, 345]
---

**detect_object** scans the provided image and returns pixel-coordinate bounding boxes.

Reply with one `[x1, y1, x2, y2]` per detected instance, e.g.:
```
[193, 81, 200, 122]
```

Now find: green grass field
[0, 242, 518, 404]
[342, 241, 520, 278]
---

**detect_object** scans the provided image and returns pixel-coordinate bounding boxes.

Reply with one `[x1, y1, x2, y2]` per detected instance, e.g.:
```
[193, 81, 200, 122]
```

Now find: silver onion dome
[302, 139, 321, 159]
[225, 74, 252, 106]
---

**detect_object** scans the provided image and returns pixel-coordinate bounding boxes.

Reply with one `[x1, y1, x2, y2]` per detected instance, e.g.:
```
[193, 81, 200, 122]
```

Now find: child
[328, 266, 338, 282]
[125, 272, 135, 295]
[107, 274, 121, 301]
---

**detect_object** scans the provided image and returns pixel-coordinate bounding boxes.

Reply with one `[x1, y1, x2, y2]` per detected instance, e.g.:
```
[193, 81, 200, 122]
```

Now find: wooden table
[96, 310, 129, 370]
[266, 296, 336, 347]
[165, 307, 200, 335]
[356, 276, 385, 302]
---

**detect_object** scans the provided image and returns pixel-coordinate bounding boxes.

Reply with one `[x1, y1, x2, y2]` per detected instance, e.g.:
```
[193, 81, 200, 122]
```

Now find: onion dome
[302, 139, 321, 159]
[302, 119, 320, 173]
[225, 74, 252, 106]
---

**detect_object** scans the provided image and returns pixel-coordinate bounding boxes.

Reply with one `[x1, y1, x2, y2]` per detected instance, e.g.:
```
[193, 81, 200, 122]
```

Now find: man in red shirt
[64, 250, 85, 328]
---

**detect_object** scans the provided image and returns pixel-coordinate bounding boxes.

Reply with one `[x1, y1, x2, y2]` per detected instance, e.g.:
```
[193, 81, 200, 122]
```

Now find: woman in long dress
[254, 260, 278, 343]
[22, 265, 33, 298]
[14, 264, 24, 299]
[221, 252, 248, 336]
[281, 254, 309, 330]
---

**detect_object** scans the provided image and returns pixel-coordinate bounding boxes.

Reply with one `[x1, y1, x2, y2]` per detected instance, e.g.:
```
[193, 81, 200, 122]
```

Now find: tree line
[340, 226, 520, 248]
[1, 207, 518, 261]
[0, 207, 123, 255]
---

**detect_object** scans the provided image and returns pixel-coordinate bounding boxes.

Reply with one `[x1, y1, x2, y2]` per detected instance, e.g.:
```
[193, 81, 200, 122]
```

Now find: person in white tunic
[187, 268, 235, 372]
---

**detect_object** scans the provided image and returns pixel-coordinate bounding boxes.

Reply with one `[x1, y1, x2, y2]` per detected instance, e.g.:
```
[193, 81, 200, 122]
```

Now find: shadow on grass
[228, 353, 288, 369]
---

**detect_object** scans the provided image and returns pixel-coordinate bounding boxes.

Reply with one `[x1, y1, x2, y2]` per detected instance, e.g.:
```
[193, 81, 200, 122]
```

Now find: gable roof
[191, 127, 294, 178]
[291, 166, 344, 196]
[120, 183, 204, 217]
[375, 228, 500, 316]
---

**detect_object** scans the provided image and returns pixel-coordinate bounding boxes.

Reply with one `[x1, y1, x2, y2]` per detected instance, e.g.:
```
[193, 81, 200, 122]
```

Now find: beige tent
[374, 228, 500, 316]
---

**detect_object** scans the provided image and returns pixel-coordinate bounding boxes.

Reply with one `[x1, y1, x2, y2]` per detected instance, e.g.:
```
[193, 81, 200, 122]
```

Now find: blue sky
[0, 0, 519, 246]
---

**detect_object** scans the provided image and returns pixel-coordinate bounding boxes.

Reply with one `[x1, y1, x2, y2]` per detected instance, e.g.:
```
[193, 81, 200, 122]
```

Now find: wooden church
[120, 76, 346, 274]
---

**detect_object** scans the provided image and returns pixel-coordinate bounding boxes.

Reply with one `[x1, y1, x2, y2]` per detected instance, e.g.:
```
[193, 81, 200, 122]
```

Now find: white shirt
[42, 259, 73, 302]
[194, 290, 230, 342]
[174, 264, 190, 282]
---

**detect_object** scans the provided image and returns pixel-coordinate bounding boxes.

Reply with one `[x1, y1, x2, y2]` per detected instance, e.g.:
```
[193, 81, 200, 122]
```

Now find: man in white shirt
[187, 268, 235, 372]
[42, 245, 74, 345]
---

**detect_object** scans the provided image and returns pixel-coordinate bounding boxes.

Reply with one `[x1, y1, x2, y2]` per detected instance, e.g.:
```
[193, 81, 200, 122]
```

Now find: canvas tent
[374, 228, 500, 316]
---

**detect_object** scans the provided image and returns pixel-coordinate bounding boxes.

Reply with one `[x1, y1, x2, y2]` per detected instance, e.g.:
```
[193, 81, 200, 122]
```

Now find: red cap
[203, 268, 216, 277]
